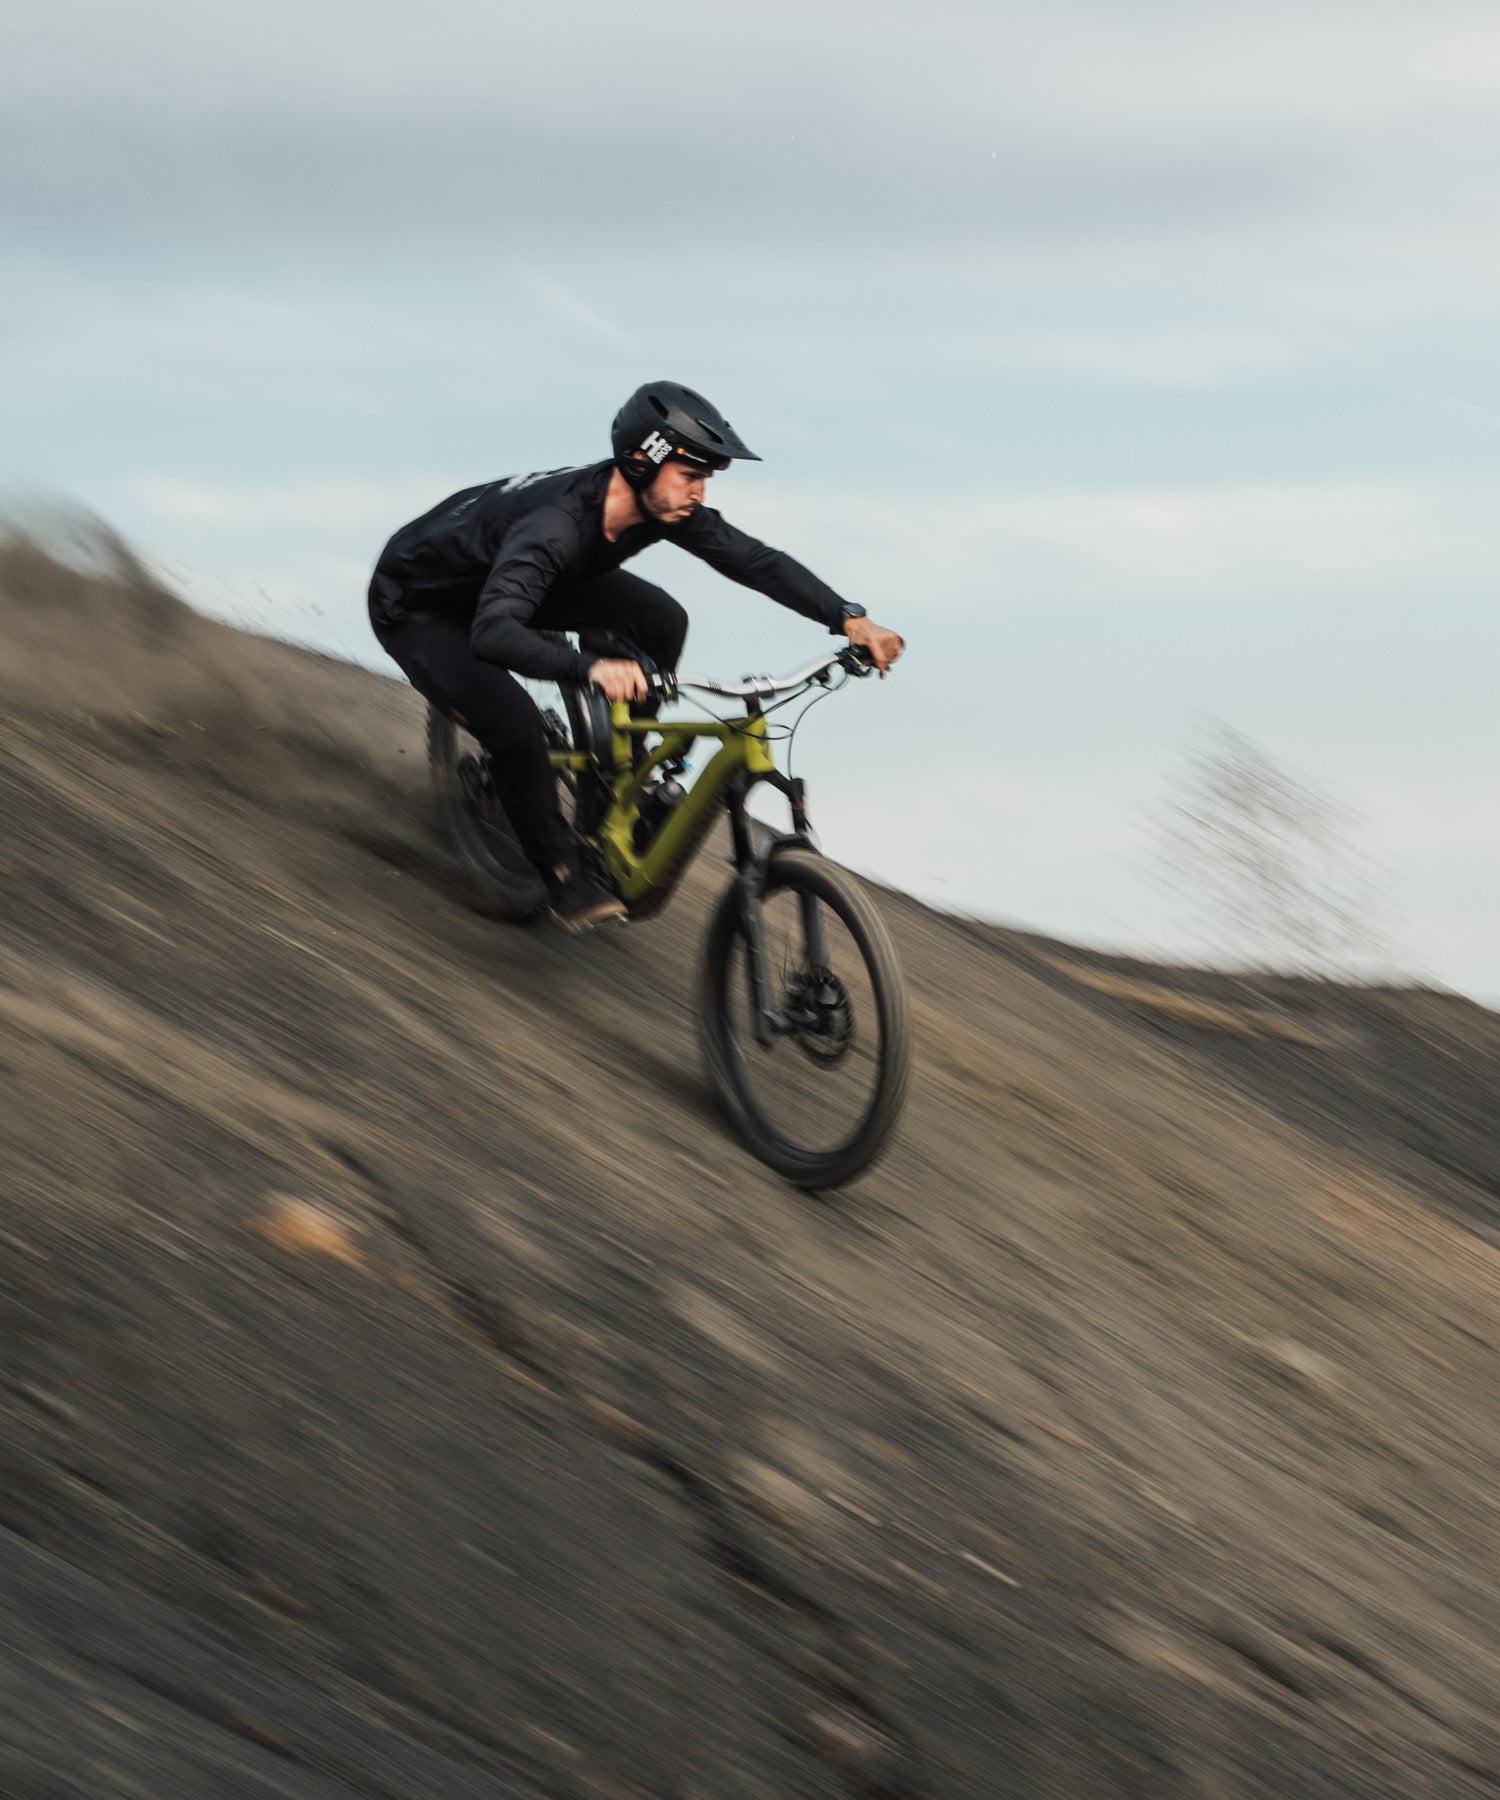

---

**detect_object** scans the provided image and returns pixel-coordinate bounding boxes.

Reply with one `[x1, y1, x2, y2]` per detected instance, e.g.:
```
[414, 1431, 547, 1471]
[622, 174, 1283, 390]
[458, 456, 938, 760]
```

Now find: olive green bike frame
[554, 698, 831, 1051]
[549, 701, 783, 906]
[549, 699, 830, 1044]
[543, 676, 849, 1051]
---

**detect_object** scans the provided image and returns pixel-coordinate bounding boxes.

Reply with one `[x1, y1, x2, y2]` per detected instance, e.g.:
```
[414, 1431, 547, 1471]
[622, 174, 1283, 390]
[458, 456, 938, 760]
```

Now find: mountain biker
[368, 380, 904, 929]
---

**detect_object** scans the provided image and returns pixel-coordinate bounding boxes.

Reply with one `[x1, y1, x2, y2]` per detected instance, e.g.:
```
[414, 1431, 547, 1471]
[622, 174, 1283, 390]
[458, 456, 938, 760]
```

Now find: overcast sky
[5, 0, 1497, 997]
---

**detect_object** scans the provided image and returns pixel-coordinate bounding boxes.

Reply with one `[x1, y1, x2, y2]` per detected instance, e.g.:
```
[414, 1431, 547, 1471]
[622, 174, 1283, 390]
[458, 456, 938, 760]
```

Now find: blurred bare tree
[1151, 718, 1396, 977]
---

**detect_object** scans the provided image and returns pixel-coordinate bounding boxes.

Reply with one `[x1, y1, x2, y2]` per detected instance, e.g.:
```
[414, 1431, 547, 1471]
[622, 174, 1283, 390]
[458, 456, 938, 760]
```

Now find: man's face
[638, 456, 712, 523]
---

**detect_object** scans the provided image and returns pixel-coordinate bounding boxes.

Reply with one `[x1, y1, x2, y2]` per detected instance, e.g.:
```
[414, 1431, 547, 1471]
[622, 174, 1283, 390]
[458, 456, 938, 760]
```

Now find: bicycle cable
[654, 661, 850, 783]
[782, 664, 848, 788]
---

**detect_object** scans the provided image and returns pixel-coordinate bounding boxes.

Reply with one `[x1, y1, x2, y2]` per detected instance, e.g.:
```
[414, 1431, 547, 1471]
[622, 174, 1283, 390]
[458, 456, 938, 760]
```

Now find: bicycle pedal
[552, 905, 631, 934]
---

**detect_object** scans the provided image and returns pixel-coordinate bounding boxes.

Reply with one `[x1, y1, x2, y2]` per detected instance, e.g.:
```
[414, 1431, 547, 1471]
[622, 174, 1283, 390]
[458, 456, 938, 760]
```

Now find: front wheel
[699, 850, 910, 1188]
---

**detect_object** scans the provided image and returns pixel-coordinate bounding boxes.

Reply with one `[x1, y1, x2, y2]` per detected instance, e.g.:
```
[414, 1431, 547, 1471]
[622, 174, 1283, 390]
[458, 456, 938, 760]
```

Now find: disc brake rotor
[784, 966, 855, 1066]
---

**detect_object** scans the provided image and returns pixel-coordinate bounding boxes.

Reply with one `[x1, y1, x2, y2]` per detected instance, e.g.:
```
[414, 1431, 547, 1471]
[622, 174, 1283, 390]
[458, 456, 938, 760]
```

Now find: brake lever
[842, 636, 904, 679]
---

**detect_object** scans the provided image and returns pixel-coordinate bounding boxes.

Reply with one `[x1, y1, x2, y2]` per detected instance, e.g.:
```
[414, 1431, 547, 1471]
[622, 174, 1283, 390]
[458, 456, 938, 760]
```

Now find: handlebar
[662, 643, 881, 702]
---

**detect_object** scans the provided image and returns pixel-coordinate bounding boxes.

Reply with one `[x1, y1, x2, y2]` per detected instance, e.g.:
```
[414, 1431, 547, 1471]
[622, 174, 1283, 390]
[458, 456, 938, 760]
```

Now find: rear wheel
[699, 849, 910, 1187]
[426, 636, 594, 920]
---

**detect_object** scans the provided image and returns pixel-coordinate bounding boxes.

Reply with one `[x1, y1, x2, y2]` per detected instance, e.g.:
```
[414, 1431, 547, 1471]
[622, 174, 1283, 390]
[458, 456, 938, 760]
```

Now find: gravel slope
[2, 531, 1498, 1798]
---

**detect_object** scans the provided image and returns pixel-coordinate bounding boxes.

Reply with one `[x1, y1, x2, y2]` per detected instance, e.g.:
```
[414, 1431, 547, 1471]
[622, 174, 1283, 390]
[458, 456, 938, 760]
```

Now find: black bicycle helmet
[611, 380, 761, 488]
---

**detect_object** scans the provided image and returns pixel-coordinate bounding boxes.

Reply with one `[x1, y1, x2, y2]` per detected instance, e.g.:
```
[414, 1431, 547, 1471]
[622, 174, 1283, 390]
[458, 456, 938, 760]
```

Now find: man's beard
[638, 478, 691, 523]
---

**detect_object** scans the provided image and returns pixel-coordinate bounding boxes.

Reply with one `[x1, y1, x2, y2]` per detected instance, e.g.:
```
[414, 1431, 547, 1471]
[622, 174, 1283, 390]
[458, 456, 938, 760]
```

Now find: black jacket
[369, 461, 849, 683]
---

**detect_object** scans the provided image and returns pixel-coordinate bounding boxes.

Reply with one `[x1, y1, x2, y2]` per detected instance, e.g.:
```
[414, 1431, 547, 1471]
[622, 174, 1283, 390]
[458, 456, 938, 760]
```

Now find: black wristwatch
[838, 601, 867, 628]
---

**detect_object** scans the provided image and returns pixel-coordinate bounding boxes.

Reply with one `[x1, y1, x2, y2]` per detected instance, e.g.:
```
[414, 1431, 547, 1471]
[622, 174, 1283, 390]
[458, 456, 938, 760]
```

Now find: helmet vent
[699, 422, 726, 445]
[682, 388, 707, 407]
[648, 394, 670, 418]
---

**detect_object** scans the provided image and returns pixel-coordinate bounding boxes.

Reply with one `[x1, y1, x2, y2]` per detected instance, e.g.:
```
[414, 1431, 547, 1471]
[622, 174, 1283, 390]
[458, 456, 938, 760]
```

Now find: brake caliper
[785, 966, 854, 1066]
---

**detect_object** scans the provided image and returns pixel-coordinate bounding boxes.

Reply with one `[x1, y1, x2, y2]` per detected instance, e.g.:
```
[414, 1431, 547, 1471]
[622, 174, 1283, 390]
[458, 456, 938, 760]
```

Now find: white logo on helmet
[639, 429, 673, 465]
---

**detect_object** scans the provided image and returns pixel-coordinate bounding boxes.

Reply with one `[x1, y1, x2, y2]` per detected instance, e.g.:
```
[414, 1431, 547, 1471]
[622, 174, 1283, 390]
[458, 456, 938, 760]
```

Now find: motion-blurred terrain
[2, 528, 1499, 1798]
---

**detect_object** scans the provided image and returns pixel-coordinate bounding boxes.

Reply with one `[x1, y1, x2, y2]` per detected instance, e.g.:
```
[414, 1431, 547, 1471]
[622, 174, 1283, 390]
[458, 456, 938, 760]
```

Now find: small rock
[254, 1193, 367, 1269]
[799, 1706, 916, 1793]
[581, 1397, 654, 1450]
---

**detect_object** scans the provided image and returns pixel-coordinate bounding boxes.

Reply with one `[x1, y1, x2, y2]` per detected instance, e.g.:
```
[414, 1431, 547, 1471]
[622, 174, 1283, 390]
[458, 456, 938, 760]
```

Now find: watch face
[842, 603, 867, 619]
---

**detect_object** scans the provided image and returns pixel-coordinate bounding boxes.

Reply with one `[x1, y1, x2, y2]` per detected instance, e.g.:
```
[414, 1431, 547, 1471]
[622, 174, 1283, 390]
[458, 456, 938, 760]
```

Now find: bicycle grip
[848, 636, 905, 672]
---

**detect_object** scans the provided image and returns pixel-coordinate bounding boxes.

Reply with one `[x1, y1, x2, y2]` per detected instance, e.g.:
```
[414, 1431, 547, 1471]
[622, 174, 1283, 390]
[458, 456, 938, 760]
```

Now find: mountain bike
[426, 637, 910, 1187]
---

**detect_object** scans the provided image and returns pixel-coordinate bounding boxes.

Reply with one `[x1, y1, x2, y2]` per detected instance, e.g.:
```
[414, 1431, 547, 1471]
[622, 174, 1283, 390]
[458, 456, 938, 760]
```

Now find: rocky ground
[2, 528, 1498, 1797]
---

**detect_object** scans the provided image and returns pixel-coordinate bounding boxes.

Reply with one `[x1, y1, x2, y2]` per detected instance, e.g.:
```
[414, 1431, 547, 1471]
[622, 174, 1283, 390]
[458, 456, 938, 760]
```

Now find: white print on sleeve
[498, 464, 585, 495]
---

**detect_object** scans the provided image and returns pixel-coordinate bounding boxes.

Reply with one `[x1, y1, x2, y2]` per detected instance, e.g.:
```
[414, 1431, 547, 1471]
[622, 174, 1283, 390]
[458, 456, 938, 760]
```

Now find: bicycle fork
[727, 776, 826, 1047]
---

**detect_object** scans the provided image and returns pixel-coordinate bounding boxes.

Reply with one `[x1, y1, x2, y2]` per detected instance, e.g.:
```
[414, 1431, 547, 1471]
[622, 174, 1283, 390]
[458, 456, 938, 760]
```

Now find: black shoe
[543, 863, 628, 932]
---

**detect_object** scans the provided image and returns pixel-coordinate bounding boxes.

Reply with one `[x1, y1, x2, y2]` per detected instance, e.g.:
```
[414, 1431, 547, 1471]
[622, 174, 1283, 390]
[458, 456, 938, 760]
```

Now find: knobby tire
[698, 849, 910, 1188]
[426, 634, 591, 920]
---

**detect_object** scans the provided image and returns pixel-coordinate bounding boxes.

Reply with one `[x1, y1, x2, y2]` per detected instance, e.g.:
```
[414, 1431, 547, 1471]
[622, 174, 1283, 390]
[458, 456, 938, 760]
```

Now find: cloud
[518, 271, 635, 346]
[2, 281, 408, 375]
[737, 476, 1486, 613]
[9, 0, 1500, 324]
[11, 0, 1500, 141]
[123, 473, 465, 533]
[1332, 356, 1500, 436]
[909, 327, 1303, 389]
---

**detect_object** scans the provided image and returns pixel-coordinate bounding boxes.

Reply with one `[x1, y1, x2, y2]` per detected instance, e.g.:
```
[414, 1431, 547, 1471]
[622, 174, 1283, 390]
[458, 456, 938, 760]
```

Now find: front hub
[784, 966, 854, 1065]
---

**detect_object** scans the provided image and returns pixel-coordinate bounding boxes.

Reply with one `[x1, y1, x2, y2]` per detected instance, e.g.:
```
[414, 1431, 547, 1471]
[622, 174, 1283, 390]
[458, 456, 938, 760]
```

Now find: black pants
[373, 570, 688, 871]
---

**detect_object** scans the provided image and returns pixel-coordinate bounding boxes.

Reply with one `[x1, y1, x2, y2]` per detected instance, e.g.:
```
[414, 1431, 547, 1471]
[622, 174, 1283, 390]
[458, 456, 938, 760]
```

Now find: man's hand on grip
[589, 658, 648, 702]
[842, 615, 904, 676]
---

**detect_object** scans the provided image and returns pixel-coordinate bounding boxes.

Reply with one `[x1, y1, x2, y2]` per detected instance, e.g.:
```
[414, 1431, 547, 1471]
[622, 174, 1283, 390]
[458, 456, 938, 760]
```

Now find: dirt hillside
[2, 526, 1499, 1798]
